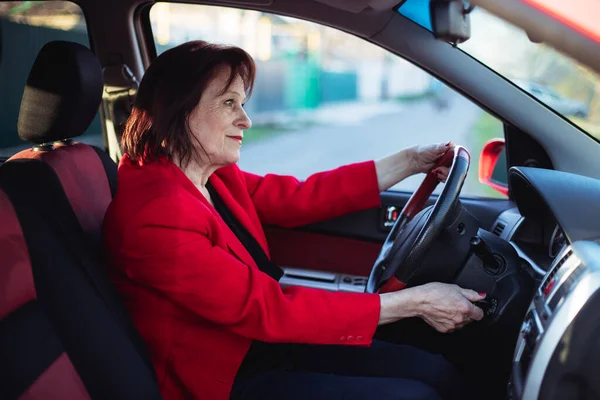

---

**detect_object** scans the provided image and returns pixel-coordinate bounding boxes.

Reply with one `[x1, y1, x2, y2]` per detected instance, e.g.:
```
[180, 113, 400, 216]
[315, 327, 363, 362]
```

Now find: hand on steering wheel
[366, 145, 471, 293]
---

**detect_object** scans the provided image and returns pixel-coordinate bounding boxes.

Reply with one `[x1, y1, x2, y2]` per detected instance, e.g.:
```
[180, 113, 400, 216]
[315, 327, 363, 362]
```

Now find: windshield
[398, 0, 600, 141]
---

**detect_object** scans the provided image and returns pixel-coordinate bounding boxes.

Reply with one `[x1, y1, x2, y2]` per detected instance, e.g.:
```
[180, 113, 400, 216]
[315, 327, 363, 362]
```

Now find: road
[238, 93, 483, 194]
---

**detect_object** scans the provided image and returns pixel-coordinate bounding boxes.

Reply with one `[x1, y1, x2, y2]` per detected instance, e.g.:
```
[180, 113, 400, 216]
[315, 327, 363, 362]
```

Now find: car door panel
[267, 191, 514, 290]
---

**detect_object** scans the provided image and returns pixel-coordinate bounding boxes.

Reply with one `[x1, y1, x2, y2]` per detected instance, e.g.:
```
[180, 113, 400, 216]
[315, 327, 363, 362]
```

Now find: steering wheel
[365, 146, 471, 293]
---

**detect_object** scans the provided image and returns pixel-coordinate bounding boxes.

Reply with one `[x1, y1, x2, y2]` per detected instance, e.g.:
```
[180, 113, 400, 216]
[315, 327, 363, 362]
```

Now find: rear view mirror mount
[430, 0, 473, 46]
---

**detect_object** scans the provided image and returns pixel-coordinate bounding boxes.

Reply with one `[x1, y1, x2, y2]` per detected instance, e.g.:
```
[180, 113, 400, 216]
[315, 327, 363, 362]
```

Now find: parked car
[513, 79, 590, 118]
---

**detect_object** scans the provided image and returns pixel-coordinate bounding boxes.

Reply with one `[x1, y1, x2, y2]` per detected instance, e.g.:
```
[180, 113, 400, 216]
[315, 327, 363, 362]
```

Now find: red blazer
[102, 155, 382, 400]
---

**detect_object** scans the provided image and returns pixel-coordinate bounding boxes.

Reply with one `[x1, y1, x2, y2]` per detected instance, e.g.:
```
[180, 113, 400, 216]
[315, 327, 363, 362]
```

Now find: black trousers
[230, 340, 470, 400]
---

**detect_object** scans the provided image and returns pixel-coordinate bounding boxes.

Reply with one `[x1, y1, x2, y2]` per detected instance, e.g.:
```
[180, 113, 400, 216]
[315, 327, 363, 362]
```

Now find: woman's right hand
[411, 282, 485, 332]
[378, 282, 485, 333]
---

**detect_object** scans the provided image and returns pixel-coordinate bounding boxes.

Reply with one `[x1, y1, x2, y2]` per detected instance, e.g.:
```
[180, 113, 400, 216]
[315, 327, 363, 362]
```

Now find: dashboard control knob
[475, 297, 498, 316]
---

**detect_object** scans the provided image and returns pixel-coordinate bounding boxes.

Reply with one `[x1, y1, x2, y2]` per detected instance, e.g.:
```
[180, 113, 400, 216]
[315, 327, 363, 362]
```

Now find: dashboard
[504, 211, 568, 275]
[491, 167, 600, 399]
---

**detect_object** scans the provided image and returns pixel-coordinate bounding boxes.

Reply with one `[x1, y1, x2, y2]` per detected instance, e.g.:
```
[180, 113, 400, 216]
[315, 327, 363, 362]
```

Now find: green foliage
[8, 2, 36, 16]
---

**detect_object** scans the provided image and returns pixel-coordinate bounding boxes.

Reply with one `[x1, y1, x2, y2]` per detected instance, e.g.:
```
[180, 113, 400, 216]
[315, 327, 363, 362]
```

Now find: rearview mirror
[430, 0, 473, 44]
[479, 139, 508, 196]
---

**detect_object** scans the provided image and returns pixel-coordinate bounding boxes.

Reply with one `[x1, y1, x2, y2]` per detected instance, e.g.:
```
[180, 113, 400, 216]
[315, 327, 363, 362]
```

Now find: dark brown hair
[121, 40, 256, 167]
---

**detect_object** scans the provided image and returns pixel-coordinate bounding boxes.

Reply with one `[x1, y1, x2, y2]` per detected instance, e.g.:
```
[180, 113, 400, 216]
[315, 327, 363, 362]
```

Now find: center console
[511, 241, 600, 399]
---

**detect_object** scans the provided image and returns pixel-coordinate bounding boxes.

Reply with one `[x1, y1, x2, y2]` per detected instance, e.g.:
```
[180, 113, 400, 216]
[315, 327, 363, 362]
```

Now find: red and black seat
[0, 41, 162, 399]
[0, 190, 92, 399]
[6, 40, 117, 245]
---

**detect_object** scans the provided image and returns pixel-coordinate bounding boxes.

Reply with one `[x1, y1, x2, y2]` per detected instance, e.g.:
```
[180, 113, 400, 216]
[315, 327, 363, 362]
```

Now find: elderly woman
[102, 40, 484, 400]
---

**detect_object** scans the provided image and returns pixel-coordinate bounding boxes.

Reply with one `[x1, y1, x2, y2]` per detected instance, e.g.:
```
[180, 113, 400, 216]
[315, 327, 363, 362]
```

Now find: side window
[149, 3, 506, 198]
[0, 1, 102, 158]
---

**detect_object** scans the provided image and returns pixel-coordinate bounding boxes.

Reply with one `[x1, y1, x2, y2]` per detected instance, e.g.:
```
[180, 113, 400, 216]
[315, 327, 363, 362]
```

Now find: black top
[205, 183, 291, 379]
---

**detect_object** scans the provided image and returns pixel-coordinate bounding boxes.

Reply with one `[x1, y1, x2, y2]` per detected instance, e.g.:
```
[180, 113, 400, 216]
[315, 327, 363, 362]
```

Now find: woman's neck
[175, 159, 219, 207]
[173, 157, 219, 189]
[176, 158, 219, 188]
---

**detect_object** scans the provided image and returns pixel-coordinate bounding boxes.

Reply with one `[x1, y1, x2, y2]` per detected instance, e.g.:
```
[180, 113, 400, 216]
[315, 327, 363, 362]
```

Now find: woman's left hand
[407, 141, 454, 182]
[374, 141, 455, 191]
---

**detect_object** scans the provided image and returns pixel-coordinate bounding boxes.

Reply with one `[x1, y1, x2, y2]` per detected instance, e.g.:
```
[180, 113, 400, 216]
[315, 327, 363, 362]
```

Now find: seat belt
[101, 64, 139, 164]
[206, 182, 284, 281]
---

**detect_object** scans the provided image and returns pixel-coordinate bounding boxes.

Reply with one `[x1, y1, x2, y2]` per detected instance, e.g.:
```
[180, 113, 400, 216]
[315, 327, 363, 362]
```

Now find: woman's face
[187, 68, 252, 166]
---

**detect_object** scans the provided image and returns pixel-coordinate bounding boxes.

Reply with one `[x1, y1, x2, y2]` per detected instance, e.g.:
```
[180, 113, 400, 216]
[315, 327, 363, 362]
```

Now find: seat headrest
[17, 41, 103, 144]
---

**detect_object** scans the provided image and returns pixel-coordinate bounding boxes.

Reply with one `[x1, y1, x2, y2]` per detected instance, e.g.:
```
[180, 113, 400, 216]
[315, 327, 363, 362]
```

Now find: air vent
[547, 261, 585, 311]
[492, 222, 506, 236]
[541, 249, 573, 296]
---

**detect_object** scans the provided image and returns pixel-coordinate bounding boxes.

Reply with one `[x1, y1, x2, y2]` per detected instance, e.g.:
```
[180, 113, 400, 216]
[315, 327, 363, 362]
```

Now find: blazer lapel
[166, 161, 262, 268]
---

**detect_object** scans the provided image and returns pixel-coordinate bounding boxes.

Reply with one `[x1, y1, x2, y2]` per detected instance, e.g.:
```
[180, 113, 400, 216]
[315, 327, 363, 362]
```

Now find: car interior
[1, 0, 600, 399]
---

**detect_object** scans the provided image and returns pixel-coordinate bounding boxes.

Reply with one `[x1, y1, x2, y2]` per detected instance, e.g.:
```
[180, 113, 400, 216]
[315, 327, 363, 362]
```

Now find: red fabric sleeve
[242, 161, 381, 228]
[120, 193, 381, 346]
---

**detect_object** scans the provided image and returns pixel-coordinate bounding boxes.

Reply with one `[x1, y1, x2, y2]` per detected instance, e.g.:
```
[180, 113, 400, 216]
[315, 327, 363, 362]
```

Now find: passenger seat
[0, 41, 162, 399]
